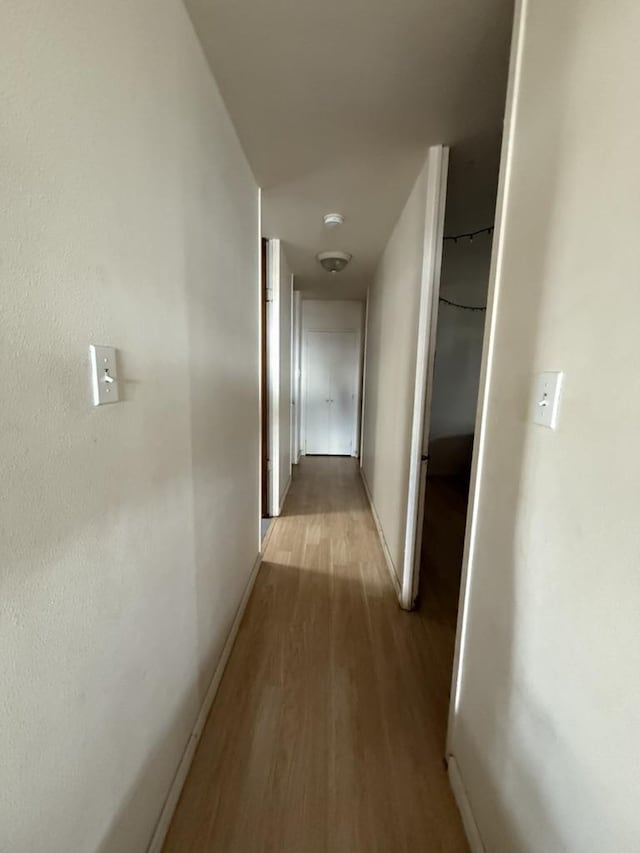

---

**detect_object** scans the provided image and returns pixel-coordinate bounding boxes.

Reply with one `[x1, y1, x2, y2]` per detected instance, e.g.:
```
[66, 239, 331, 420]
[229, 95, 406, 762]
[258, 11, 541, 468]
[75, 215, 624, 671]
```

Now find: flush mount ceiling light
[316, 250, 352, 274]
[323, 212, 344, 228]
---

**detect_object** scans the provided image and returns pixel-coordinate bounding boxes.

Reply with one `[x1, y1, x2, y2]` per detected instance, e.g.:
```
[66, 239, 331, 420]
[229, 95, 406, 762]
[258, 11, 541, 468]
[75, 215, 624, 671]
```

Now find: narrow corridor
[163, 457, 467, 852]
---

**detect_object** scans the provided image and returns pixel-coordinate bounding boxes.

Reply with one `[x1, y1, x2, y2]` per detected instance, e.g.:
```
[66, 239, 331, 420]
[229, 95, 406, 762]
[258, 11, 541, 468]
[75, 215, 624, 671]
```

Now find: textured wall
[450, 1, 640, 850]
[0, 2, 259, 851]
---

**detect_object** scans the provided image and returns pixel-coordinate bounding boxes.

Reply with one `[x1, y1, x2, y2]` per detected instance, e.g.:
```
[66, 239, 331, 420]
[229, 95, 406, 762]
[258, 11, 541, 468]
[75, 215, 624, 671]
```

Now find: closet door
[304, 330, 358, 455]
[329, 331, 358, 455]
[304, 331, 332, 454]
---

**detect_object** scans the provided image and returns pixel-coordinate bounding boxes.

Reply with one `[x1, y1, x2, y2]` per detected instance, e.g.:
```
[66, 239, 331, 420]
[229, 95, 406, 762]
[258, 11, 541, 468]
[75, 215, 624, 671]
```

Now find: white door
[328, 331, 358, 454]
[402, 144, 449, 610]
[304, 331, 358, 455]
[304, 332, 332, 454]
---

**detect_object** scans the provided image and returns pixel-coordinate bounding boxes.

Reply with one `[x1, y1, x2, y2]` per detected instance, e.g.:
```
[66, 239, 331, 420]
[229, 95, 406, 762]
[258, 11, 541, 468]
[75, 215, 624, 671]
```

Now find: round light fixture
[316, 250, 352, 274]
[323, 212, 344, 228]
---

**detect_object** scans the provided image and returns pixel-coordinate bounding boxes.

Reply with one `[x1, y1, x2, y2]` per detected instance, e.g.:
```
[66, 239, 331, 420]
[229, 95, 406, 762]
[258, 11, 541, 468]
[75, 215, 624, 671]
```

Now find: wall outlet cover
[532, 371, 563, 429]
[90, 345, 120, 406]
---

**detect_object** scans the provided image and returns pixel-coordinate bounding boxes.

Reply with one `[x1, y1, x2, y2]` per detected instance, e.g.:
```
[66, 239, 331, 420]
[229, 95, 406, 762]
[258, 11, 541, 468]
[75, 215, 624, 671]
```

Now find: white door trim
[359, 287, 370, 467]
[400, 144, 449, 611]
[446, 0, 527, 758]
[266, 238, 281, 517]
[302, 329, 359, 456]
[291, 291, 302, 464]
[352, 308, 365, 457]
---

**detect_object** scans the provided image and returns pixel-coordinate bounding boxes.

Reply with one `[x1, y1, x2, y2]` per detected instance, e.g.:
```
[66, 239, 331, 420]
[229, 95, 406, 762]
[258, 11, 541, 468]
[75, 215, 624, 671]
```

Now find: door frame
[265, 238, 294, 517]
[260, 237, 269, 518]
[358, 288, 370, 468]
[266, 238, 280, 517]
[401, 144, 450, 610]
[291, 291, 302, 465]
[446, 0, 525, 758]
[302, 329, 360, 456]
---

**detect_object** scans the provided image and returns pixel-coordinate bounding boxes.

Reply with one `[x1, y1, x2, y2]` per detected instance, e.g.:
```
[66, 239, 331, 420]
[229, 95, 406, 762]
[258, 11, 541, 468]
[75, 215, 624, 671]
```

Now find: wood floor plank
[163, 457, 468, 853]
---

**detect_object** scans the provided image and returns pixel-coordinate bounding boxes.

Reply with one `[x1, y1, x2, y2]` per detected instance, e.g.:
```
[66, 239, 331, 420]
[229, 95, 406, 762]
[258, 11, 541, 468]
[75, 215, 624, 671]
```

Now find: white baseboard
[448, 755, 485, 853]
[147, 551, 263, 853]
[276, 474, 292, 516]
[261, 517, 277, 552]
[359, 469, 402, 604]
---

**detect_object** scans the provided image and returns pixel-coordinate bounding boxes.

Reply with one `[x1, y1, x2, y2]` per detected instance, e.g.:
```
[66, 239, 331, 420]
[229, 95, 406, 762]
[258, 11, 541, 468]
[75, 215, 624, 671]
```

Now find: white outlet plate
[90, 345, 120, 406]
[532, 371, 563, 429]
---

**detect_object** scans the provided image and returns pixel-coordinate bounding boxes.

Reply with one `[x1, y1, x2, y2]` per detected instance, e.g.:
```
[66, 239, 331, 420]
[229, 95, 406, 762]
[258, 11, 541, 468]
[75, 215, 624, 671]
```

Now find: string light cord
[439, 225, 493, 309]
[439, 296, 487, 312]
[444, 225, 494, 243]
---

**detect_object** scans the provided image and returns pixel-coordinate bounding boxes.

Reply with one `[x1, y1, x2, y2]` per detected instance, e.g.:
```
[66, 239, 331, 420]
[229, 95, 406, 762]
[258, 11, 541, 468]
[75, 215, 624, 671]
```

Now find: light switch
[90, 345, 120, 406]
[532, 371, 563, 429]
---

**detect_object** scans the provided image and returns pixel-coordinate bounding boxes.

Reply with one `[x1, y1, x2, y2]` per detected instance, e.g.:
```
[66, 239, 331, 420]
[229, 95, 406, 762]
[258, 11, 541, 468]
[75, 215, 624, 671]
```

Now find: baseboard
[276, 475, 292, 516]
[147, 551, 263, 853]
[261, 517, 277, 552]
[359, 469, 402, 604]
[448, 755, 485, 853]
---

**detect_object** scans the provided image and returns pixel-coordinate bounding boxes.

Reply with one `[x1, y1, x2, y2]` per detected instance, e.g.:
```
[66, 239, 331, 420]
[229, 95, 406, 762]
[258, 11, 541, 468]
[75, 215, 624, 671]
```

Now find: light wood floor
[416, 476, 468, 691]
[163, 457, 468, 853]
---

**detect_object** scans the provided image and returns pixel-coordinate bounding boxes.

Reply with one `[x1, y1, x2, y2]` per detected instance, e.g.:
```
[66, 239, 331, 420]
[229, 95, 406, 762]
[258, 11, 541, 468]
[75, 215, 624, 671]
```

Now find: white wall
[429, 236, 491, 442]
[450, 1, 640, 851]
[301, 300, 364, 456]
[267, 239, 292, 514]
[302, 299, 364, 333]
[0, 3, 259, 852]
[360, 160, 432, 584]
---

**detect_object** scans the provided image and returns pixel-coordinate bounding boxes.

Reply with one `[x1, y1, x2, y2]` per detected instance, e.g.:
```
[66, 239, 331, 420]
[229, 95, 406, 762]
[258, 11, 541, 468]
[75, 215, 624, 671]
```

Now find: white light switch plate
[90, 345, 120, 406]
[532, 371, 563, 429]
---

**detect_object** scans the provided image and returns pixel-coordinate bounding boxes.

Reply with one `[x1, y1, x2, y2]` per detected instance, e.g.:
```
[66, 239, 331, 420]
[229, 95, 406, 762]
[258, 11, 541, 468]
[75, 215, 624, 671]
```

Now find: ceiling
[185, 0, 514, 299]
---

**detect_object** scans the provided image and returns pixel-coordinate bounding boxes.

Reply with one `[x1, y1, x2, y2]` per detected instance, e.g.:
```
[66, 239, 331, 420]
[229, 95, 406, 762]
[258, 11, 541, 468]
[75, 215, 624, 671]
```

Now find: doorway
[262, 238, 294, 522]
[414, 222, 492, 701]
[303, 330, 359, 456]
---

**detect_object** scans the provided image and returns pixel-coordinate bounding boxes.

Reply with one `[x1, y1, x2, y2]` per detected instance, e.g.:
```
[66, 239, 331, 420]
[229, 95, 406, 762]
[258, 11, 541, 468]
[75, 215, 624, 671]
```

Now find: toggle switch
[531, 371, 563, 429]
[90, 345, 120, 406]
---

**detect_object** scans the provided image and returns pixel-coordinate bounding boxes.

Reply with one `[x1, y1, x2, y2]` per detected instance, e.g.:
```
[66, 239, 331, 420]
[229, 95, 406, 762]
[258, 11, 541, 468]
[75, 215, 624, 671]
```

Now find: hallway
[163, 457, 467, 852]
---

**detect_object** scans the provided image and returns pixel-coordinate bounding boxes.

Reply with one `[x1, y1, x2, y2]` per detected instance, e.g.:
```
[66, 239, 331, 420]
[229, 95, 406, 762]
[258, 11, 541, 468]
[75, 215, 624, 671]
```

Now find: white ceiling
[185, 0, 514, 299]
